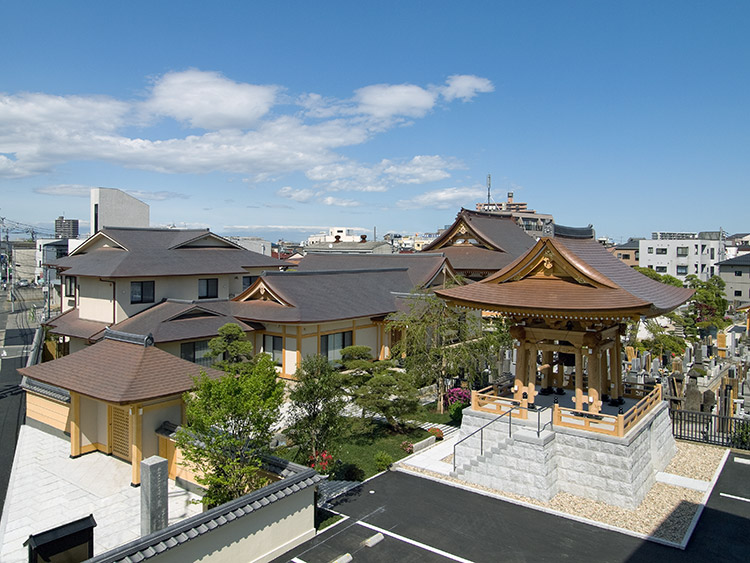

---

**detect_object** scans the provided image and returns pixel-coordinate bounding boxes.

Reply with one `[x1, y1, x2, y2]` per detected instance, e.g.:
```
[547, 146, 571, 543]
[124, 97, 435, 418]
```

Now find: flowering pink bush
[309, 450, 334, 472]
[444, 387, 471, 407]
[401, 441, 414, 454]
[428, 427, 444, 440]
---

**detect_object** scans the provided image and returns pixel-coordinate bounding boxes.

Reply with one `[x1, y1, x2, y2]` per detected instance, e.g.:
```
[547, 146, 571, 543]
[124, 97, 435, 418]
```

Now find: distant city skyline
[1, 1, 747, 243]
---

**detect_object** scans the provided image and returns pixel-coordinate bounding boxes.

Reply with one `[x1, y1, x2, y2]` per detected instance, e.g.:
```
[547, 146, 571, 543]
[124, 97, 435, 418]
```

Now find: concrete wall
[138, 487, 316, 563]
[91, 188, 149, 233]
[454, 402, 675, 509]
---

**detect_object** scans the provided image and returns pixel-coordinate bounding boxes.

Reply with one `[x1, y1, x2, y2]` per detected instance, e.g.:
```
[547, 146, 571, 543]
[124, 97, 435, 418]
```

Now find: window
[735, 290, 743, 297]
[736, 270, 743, 277]
[677, 247, 688, 257]
[198, 278, 218, 299]
[320, 330, 352, 362]
[710, 248, 715, 260]
[242, 276, 258, 290]
[180, 340, 214, 367]
[622, 253, 631, 260]
[263, 334, 283, 365]
[676, 265, 688, 275]
[655, 266, 667, 273]
[656, 248, 667, 255]
[647, 247, 653, 254]
[130, 281, 155, 304]
[64, 276, 76, 297]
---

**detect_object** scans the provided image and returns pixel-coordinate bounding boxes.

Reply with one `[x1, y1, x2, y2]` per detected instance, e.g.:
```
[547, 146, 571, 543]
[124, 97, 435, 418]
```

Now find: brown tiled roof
[111, 300, 262, 343]
[51, 227, 284, 277]
[44, 308, 108, 341]
[19, 338, 223, 404]
[436, 236, 693, 319]
[294, 253, 454, 288]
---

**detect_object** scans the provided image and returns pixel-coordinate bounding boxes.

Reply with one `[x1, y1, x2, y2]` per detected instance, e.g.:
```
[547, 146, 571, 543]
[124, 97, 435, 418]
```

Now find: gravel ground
[403, 439, 727, 544]
[666, 440, 727, 481]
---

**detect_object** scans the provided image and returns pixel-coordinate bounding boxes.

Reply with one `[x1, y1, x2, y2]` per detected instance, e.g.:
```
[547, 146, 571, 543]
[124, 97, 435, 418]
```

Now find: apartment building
[638, 231, 725, 281]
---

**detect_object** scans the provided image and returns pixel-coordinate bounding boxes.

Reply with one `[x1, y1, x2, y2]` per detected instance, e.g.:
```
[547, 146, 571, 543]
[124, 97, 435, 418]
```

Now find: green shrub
[374, 450, 393, 471]
[449, 401, 468, 424]
[732, 422, 750, 449]
[332, 462, 365, 481]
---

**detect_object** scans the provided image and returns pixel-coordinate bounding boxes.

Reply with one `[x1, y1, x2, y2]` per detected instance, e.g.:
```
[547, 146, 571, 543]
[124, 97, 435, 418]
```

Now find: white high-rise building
[638, 231, 725, 281]
[90, 188, 149, 234]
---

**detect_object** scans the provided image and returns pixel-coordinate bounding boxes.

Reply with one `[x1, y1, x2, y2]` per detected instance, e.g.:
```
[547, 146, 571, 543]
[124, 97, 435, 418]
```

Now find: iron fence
[670, 408, 750, 450]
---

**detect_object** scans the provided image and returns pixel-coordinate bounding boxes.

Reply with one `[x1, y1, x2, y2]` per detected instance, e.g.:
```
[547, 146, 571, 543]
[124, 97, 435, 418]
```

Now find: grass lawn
[409, 402, 456, 426]
[275, 417, 430, 480]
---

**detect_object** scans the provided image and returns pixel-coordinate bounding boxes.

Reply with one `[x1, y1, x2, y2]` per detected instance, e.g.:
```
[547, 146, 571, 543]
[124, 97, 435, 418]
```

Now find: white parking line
[733, 457, 750, 466]
[357, 520, 475, 563]
[720, 492, 750, 504]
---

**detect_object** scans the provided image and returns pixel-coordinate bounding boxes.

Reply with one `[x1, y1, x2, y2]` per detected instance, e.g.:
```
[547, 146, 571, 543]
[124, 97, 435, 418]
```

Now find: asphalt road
[0, 288, 38, 514]
[275, 456, 750, 563]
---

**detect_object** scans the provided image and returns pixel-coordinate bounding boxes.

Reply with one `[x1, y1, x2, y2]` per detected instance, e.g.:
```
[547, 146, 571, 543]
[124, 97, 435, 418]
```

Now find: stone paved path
[0, 425, 202, 562]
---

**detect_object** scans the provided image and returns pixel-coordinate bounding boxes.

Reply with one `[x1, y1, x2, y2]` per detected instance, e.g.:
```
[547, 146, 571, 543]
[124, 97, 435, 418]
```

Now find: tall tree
[176, 353, 284, 507]
[634, 266, 684, 288]
[681, 275, 729, 339]
[207, 323, 256, 369]
[353, 366, 420, 433]
[387, 293, 511, 412]
[287, 354, 347, 463]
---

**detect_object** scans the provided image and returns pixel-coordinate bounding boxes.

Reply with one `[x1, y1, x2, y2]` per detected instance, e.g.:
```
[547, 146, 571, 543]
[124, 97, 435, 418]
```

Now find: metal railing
[452, 403, 554, 471]
[453, 407, 515, 472]
[670, 408, 750, 450]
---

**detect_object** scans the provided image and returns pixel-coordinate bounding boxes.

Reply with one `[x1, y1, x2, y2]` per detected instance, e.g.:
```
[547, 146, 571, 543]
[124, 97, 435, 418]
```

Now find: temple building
[436, 227, 694, 508]
[421, 208, 536, 280]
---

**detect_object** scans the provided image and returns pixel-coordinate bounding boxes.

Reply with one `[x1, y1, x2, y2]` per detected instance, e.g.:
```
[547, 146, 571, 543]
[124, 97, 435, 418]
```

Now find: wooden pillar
[588, 348, 601, 414]
[70, 392, 81, 458]
[514, 341, 526, 401]
[613, 334, 623, 402]
[574, 348, 584, 410]
[526, 343, 537, 406]
[130, 404, 143, 486]
[601, 347, 611, 401]
[541, 350, 553, 392]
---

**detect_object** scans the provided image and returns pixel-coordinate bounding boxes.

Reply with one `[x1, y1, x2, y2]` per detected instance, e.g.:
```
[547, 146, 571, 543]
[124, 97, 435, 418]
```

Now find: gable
[235, 279, 291, 306]
[171, 232, 241, 249]
[69, 232, 125, 255]
[483, 238, 618, 289]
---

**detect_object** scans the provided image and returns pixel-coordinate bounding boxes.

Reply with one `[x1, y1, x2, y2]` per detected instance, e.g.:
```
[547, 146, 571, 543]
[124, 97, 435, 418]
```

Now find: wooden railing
[471, 383, 664, 437]
[622, 383, 662, 435]
[552, 384, 663, 437]
[472, 386, 528, 420]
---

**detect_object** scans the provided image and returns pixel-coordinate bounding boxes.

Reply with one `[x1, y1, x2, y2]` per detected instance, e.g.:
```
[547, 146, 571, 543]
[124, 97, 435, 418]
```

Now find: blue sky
[1, 1, 748, 243]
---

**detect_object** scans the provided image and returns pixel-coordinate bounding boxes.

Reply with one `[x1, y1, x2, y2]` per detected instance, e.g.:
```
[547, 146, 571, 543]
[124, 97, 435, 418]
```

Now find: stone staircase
[450, 435, 509, 480]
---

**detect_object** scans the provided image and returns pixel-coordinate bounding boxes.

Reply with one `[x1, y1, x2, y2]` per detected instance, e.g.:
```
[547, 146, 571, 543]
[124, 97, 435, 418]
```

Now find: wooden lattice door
[111, 406, 131, 461]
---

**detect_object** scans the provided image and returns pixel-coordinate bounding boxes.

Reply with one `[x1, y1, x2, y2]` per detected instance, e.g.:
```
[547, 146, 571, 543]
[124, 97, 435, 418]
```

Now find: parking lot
[275, 456, 750, 563]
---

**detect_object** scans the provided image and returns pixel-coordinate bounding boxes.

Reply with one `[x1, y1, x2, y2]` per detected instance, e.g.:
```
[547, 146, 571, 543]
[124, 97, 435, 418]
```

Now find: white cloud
[440, 75, 494, 102]
[277, 186, 315, 202]
[396, 185, 485, 209]
[383, 155, 458, 184]
[354, 84, 436, 118]
[33, 184, 187, 201]
[224, 224, 332, 232]
[0, 71, 492, 183]
[321, 196, 361, 207]
[143, 69, 280, 129]
[33, 184, 91, 197]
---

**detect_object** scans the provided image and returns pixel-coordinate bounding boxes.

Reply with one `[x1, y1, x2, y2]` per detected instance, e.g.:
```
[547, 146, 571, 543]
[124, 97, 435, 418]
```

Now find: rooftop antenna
[487, 174, 492, 206]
